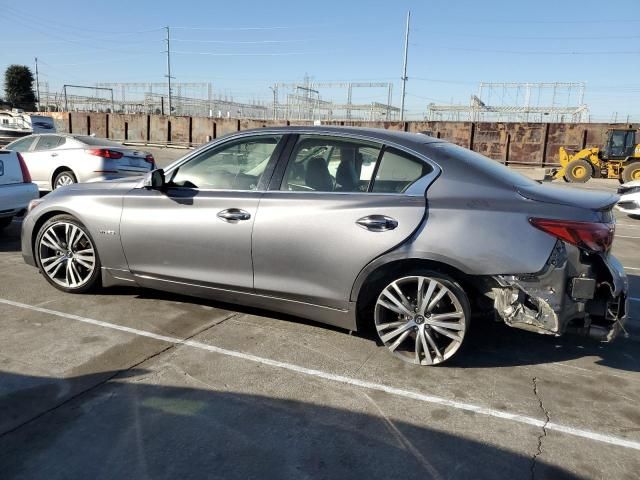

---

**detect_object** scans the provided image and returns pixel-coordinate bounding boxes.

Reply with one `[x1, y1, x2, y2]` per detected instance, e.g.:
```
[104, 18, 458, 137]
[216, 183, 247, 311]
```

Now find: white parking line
[1, 297, 639, 451]
[625, 267, 640, 271]
[616, 235, 640, 240]
[617, 223, 640, 228]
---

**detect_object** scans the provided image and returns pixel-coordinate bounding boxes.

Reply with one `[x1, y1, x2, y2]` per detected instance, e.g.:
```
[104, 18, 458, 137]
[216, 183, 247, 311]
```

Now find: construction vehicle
[554, 127, 640, 183]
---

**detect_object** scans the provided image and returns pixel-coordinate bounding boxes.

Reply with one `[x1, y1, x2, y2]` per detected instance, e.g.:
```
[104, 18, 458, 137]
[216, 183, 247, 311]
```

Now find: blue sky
[1, 0, 639, 120]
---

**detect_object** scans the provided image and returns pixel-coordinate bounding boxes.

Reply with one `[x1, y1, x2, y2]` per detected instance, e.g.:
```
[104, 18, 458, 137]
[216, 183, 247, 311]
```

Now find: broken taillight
[529, 218, 615, 253]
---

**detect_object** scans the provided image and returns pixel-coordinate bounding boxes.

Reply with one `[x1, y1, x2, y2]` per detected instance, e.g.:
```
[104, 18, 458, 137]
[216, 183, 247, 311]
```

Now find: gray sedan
[4, 134, 155, 191]
[20, 127, 628, 365]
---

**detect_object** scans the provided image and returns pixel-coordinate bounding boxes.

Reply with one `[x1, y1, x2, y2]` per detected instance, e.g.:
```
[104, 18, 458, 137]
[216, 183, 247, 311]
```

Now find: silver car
[4, 134, 155, 191]
[21, 127, 628, 365]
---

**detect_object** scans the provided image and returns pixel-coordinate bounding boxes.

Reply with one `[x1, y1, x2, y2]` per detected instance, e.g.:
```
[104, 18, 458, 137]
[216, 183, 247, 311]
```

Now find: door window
[8, 136, 36, 152]
[370, 148, 432, 193]
[281, 136, 382, 192]
[169, 135, 282, 190]
[34, 135, 64, 151]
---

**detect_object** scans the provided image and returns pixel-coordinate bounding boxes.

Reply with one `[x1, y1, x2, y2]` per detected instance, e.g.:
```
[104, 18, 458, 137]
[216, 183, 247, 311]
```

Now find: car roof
[235, 126, 443, 149]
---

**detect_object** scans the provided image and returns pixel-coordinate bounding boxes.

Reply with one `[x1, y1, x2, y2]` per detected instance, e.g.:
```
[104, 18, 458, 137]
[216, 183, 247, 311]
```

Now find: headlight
[27, 199, 44, 213]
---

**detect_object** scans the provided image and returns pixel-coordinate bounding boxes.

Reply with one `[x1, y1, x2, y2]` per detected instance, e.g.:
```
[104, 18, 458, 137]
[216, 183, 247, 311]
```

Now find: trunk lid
[110, 147, 153, 174]
[517, 183, 619, 211]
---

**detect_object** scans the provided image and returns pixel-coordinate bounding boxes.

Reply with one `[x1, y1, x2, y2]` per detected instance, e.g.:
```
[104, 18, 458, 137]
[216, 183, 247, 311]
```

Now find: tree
[4, 65, 37, 111]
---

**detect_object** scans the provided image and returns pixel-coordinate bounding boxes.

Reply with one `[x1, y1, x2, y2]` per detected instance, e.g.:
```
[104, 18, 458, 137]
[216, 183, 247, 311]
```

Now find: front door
[23, 135, 66, 189]
[252, 134, 432, 310]
[120, 134, 285, 292]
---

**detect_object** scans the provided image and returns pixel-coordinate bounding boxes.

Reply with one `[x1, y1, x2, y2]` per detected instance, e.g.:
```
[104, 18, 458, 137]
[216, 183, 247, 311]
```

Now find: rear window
[73, 136, 123, 147]
[424, 142, 538, 187]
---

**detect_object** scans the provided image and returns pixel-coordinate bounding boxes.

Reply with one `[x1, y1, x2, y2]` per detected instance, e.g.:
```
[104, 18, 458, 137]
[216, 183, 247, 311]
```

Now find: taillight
[145, 154, 156, 168]
[529, 218, 615, 253]
[17, 152, 32, 183]
[87, 148, 123, 159]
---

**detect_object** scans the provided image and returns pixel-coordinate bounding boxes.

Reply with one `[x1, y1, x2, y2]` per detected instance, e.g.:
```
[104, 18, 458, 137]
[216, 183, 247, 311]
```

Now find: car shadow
[0, 369, 583, 480]
[93, 278, 640, 373]
[0, 219, 22, 253]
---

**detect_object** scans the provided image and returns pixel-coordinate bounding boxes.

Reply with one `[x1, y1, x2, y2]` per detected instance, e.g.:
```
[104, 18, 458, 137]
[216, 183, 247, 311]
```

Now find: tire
[53, 170, 77, 189]
[563, 159, 593, 183]
[0, 217, 13, 230]
[35, 214, 101, 293]
[371, 270, 471, 366]
[622, 161, 640, 183]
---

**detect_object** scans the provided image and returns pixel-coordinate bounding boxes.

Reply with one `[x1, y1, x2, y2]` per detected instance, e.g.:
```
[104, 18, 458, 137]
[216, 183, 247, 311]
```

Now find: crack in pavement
[530, 377, 550, 480]
[0, 312, 238, 439]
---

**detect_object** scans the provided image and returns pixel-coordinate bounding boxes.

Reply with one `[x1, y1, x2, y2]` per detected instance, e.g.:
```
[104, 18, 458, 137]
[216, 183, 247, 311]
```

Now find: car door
[119, 134, 285, 293]
[23, 135, 65, 189]
[252, 134, 433, 311]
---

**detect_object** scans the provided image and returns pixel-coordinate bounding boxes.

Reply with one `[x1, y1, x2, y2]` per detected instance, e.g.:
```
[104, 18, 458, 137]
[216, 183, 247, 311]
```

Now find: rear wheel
[373, 271, 470, 366]
[35, 214, 101, 293]
[622, 161, 640, 183]
[564, 159, 593, 183]
[53, 170, 77, 189]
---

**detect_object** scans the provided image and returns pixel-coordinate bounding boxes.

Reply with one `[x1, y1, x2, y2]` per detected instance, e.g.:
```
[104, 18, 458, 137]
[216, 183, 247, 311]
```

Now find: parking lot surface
[1, 153, 639, 479]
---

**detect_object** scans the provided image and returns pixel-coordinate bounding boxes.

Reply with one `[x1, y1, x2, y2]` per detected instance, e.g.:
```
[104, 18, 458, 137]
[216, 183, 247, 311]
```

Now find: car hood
[517, 183, 619, 211]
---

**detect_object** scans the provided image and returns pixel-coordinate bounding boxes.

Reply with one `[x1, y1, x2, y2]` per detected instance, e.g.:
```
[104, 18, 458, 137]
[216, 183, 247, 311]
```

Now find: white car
[4, 134, 155, 191]
[0, 150, 39, 230]
[617, 180, 640, 217]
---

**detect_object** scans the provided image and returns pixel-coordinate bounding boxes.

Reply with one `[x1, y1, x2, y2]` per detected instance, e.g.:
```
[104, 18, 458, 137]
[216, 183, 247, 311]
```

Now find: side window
[8, 136, 36, 153]
[371, 148, 432, 193]
[169, 135, 282, 190]
[33, 136, 63, 151]
[281, 136, 382, 192]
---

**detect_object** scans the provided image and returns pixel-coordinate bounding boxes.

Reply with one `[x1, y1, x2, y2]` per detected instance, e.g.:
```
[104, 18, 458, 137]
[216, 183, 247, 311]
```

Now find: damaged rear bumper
[492, 242, 628, 341]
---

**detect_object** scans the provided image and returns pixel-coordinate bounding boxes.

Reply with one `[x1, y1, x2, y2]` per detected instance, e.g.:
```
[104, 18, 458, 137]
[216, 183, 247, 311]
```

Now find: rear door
[252, 134, 433, 310]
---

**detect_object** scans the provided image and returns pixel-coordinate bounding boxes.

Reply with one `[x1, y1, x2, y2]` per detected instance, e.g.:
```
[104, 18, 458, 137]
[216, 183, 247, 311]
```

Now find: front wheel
[564, 159, 593, 183]
[35, 214, 101, 293]
[373, 272, 470, 366]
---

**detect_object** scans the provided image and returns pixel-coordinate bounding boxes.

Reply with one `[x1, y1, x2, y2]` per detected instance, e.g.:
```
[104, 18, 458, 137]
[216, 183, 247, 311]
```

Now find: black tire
[0, 217, 13, 230]
[369, 268, 471, 366]
[53, 170, 77, 190]
[564, 159, 593, 183]
[622, 161, 640, 184]
[35, 214, 101, 293]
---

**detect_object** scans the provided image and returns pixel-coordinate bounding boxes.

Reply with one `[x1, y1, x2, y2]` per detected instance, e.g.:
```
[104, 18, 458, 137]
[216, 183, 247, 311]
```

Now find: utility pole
[165, 26, 173, 115]
[34, 57, 40, 111]
[269, 85, 278, 120]
[400, 10, 410, 122]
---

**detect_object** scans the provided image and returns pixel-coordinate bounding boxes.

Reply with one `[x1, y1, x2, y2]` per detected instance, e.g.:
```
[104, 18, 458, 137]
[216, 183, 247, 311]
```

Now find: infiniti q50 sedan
[21, 127, 628, 365]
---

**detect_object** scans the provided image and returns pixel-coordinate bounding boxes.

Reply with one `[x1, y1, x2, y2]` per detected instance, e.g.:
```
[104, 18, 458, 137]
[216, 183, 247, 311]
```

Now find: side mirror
[143, 169, 165, 189]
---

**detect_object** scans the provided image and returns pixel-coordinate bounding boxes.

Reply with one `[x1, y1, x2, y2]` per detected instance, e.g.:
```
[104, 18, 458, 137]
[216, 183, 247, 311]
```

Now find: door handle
[356, 215, 398, 232]
[217, 208, 251, 222]
[50, 152, 58, 157]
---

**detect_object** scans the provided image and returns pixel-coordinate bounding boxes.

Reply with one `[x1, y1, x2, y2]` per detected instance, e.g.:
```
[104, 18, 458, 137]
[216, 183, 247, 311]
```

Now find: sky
[1, 0, 639, 121]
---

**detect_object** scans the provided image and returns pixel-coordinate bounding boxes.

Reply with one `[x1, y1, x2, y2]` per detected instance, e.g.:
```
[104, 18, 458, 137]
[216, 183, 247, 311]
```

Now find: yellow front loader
[554, 127, 640, 183]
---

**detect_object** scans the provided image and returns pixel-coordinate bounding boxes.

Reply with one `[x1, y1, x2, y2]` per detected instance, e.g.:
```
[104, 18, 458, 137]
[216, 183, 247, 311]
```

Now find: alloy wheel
[55, 173, 75, 188]
[374, 275, 467, 365]
[38, 222, 96, 289]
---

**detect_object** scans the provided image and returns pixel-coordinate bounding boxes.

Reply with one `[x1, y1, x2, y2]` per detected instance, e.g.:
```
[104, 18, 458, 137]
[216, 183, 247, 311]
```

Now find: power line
[172, 38, 311, 44]
[172, 51, 315, 56]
